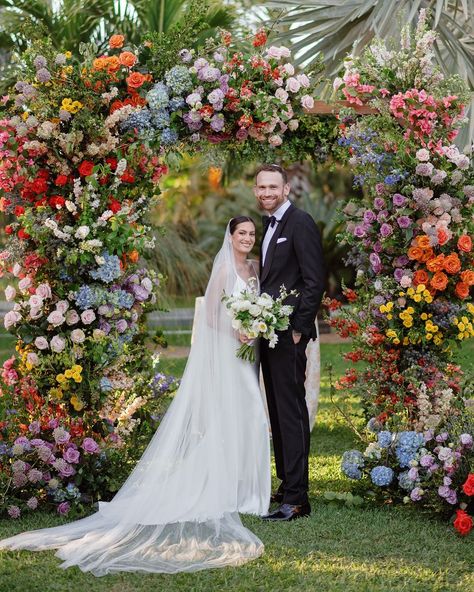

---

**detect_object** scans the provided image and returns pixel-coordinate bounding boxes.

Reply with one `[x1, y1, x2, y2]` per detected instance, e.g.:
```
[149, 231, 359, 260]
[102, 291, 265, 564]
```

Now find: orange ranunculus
[106, 55, 121, 73]
[460, 270, 474, 286]
[126, 71, 146, 89]
[413, 269, 430, 286]
[109, 34, 125, 48]
[119, 51, 137, 68]
[92, 57, 107, 70]
[408, 246, 424, 261]
[444, 253, 461, 274]
[415, 235, 431, 249]
[426, 254, 445, 272]
[458, 234, 472, 253]
[420, 248, 435, 263]
[128, 250, 140, 263]
[430, 271, 449, 291]
[463, 474, 474, 496]
[455, 281, 470, 299]
[437, 228, 449, 246]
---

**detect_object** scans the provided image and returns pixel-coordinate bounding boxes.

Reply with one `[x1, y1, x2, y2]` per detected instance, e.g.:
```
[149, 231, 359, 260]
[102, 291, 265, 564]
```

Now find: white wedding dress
[0, 226, 271, 575]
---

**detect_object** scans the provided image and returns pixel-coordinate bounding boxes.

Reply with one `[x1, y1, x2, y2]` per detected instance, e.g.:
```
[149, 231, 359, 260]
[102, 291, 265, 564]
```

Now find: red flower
[105, 157, 118, 171]
[252, 29, 267, 47]
[14, 206, 25, 217]
[17, 228, 31, 240]
[5, 225, 13, 235]
[343, 288, 357, 302]
[462, 474, 474, 496]
[120, 169, 135, 183]
[108, 199, 122, 214]
[453, 509, 473, 536]
[54, 174, 69, 186]
[78, 161, 95, 177]
[31, 177, 48, 194]
[49, 196, 66, 209]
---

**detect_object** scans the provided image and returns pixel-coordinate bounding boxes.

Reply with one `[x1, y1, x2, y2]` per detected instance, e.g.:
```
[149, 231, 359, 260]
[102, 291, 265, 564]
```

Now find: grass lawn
[0, 342, 473, 591]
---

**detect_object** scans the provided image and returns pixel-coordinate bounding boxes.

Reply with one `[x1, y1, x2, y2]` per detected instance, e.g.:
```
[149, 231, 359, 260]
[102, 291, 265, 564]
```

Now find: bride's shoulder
[248, 259, 260, 277]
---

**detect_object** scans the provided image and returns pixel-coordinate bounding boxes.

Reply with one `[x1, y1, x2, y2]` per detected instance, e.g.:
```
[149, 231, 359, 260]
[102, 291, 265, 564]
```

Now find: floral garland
[327, 11, 474, 535]
[0, 28, 322, 518]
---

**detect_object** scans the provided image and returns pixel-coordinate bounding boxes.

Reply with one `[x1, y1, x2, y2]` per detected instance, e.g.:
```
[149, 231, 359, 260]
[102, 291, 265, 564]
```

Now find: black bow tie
[263, 215, 277, 231]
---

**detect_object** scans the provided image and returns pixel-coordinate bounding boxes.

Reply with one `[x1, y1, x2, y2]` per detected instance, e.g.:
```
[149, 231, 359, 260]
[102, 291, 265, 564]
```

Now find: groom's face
[254, 171, 290, 215]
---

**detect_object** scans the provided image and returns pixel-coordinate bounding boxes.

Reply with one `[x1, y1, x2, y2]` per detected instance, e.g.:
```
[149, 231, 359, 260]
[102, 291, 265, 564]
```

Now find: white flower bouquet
[222, 282, 297, 362]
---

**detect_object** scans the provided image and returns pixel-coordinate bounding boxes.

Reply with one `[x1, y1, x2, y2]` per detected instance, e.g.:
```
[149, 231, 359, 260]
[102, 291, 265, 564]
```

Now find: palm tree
[262, 0, 474, 147]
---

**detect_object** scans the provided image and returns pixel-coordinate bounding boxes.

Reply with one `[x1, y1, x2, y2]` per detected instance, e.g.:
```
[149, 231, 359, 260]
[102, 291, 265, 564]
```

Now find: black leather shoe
[262, 503, 311, 522]
[270, 491, 284, 504]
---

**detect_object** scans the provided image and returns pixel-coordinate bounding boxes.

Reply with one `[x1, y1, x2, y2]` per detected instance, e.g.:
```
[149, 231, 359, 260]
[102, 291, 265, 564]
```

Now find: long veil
[0, 224, 270, 575]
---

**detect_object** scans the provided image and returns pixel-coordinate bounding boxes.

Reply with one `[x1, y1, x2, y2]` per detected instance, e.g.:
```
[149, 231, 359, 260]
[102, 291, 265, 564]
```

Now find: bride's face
[230, 222, 256, 255]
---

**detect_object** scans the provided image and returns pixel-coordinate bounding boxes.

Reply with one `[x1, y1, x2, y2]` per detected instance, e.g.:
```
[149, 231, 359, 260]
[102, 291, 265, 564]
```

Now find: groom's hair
[255, 163, 288, 184]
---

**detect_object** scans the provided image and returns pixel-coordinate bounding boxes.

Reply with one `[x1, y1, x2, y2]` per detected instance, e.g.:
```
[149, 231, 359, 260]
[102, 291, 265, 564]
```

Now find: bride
[0, 216, 271, 575]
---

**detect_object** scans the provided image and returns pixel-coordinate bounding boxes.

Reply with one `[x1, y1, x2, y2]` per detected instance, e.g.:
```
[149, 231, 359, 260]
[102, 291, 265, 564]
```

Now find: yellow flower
[64, 65, 73, 74]
[413, 294, 422, 303]
[379, 305, 387, 313]
[399, 292, 405, 297]
[73, 374, 83, 383]
[426, 333, 433, 340]
[425, 295, 433, 304]
[421, 313, 428, 320]
[22, 112, 29, 121]
[72, 365, 82, 373]
[65, 51, 72, 58]
[403, 320, 413, 328]
[433, 336, 442, 345]
[467, 303, 474, 315]
[406, 307, 414, 314]
[64, 369, 73, 379]
[387, 314, 393, 320]
[70, 396, 84, 411]
[49, 387, 63, 400]
[461, 316, 469, 325]
[457, 333, 464, 340]
[416, 284, 425, 293]
[56, 373, 66, 383]
[407, 288, 415, 297]
[458, 322, 466, 332]
[403, 337, 409, 346]
[393, 338, 400, 345]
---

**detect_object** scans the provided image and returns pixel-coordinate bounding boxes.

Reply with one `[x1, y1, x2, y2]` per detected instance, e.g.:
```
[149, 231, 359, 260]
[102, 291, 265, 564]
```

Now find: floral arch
[0, 14, 473, 533]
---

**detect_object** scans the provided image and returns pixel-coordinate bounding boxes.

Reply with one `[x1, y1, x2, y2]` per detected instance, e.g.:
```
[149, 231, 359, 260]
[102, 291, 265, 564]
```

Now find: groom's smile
[254, 170, 291, 215]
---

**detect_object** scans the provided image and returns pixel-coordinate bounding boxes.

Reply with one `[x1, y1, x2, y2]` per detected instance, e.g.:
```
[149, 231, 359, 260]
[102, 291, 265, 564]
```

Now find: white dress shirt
[262, 200, 292, 266]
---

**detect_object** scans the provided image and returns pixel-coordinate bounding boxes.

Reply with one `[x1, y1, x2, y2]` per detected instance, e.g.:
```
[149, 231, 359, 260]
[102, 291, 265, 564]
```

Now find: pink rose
[265, 46, 283, 59]
[36, 283, 52, 299]
[285, 77, 301, 93]
[283, 63, 295, 75]
[4, 286, 16, 301]
[12, 263, 22, 277]
[4, 310, 21, 330]
[288, 119, 299, 131]
[47, 310, 66, 327]
[57, 501, 70, 516]
[82, 437, 100, 454]
[279, 46, 291, 58]
[268, 134, 283, 147]
[56, 300, 69, 314]
[70, 329, 86, 343]
[50, 335, 66, 353]
[275, 88, 289, 103]
[28, 294, 43, 308]
[296, 74, 310, 88]
[26, 352, 40, 366]
[66, 309, 80, 325]
[30, 307, 43, 320]
[18, 277, 32, 292]
[35, 336, 49, 350]
[81, 309, 96, 325]
[301, 95, 314, 109]
[63, 447, 80, 464]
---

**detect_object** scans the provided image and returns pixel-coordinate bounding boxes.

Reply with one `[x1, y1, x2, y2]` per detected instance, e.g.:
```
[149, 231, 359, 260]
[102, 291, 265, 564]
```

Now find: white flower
[249, 304, 262, 317]
[71, 329, 86, 343]
[4, 310, 21, 329]
[81, 309, 96, 325]
[288, 119, 299, 131]
[50, 335, 66, 353]
[34, 336, 49, 350]
[231, 319, 242, 331]
[65, 200, 77, 213]
[5, 286, 16, 301]
[47, 310, 66, 327]
[44, 218, 58, 231]
[269, 134, 283, 147]
[75, 225, 90, 240]
[12, 263, 22, 277]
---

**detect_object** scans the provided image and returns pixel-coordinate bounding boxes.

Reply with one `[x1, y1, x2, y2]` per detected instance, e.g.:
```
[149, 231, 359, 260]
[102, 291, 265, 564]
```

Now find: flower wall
[328, 12, 474, 535]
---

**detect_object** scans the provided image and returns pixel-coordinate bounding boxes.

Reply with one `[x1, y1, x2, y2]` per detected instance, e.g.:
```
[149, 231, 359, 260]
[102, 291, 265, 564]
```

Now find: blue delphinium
[90, 253, 122, 283]
[370, 466, 394, 487]
[151, 109, 170, 130]
[395, 431, 424, 468]
[398, 470, 415, 491]
[165, 66, 193, 95]
[146, 82, 169, 110]
[160, 128, 178, 146]
[341, 450, 365, 480]
[121, 109, 152, 133]
[378, 431, 392, 449]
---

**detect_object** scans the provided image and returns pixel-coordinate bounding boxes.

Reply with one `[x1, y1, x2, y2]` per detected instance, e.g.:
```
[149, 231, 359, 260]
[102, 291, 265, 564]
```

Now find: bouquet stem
[236, 343, 256, 363]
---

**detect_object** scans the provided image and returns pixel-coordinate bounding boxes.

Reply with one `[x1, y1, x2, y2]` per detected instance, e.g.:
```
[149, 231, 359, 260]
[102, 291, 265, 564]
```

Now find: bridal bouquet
[222, 282, 297, 362]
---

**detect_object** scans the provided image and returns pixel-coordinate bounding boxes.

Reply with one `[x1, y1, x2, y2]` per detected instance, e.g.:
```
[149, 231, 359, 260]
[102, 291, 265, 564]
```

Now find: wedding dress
[0, 225, 271, 575]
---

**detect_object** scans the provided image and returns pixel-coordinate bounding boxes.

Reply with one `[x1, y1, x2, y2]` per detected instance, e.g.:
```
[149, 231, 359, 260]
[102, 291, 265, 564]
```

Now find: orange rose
[420, 248, 434, 263]
[458, 235, 472, 253]
[92, 57, 107, 71]
[408, 247, 424, 261]
[426, 254, 445, 272]
[460, 270, 474, 286]
[413, 269, 430, 286]
[455, 281, 470, 299]
[444, 253, 461, 274]
[109, 34, 125, 49]
[430, 271, 449, 291]
[415, 235, 431, 249]
[437, 228, 449, 246]
[126, 71, 146, 89]
[119, 51, 137, 68]
[106, 55, 120, 73]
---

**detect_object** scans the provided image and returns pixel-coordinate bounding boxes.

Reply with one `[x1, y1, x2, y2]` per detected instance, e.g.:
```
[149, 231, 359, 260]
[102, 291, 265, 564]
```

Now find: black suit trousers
[260, 329, 310, 505]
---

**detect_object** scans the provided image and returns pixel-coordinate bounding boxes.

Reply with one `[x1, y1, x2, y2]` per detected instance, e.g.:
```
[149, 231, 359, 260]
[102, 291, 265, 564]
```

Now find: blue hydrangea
[75, 285, 99, 309]
[341, 449, 364, 480]
[0, 443, 8, 456]
[165, 66, 193, 95]
[367, 417, 382, 433]
[146, 82, 169, 110]
[108, 289, 134, 309]
[90, 253, 122, 284]
[398, 470, 415, 491]
[121, 109, 152, 133]
[66, 483, 81, 500]
[378, 431, 392, 449]
[395, 431, 424, 468]
[169, 96, 185, 111]
[151, 109, 170, 130]
[370, 465, 394, 486]
[100, 377, 113, 392]
[160, 128, 178, 146]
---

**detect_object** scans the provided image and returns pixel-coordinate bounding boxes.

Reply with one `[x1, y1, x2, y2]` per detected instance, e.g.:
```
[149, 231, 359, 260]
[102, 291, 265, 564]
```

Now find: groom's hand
[239, 333, 251, 344]
[292, 330, 302, 344]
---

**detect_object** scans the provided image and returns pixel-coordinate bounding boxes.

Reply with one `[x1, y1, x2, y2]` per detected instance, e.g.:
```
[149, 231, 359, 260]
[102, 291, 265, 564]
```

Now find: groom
[255, 164, 325, 522]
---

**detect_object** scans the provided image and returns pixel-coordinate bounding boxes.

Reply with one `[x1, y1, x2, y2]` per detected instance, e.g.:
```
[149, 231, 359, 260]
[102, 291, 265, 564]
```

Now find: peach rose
[413, 269, 430, 286]
[92, 57, 107, 71]
[444, 253, 461, 274]
[415, 235, 431, 249]
[126, 71, 146, 89]
[119, 52, 137, 68]
[455, 281, 469, 299]
[458, 235, 472, 253]
[426, 255, 445, 273]
[106, 56, 121, 73]
[109, 34, 125, 49]
[460, 270, 474, 286]
[437, 228, 449, 246]
[408, 247, 423, 261]
[430, 271, 448, 291]
[420, 248, 434, 263]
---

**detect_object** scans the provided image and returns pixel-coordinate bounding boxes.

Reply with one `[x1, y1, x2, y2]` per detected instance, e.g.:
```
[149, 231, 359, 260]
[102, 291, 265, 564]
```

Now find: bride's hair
[229, 216, 255, 235]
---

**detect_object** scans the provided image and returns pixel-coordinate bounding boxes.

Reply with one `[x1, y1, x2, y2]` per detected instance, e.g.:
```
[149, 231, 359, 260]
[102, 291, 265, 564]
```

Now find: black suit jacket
[260, 203, 325, 339]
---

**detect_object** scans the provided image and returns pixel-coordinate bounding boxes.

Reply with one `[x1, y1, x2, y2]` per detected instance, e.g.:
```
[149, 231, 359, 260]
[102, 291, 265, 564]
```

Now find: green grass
[0, 344, 473, 591]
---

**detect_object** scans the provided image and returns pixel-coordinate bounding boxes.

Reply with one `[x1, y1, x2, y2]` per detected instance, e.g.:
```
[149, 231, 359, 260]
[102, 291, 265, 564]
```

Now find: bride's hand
[238, 333, 253, 344]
